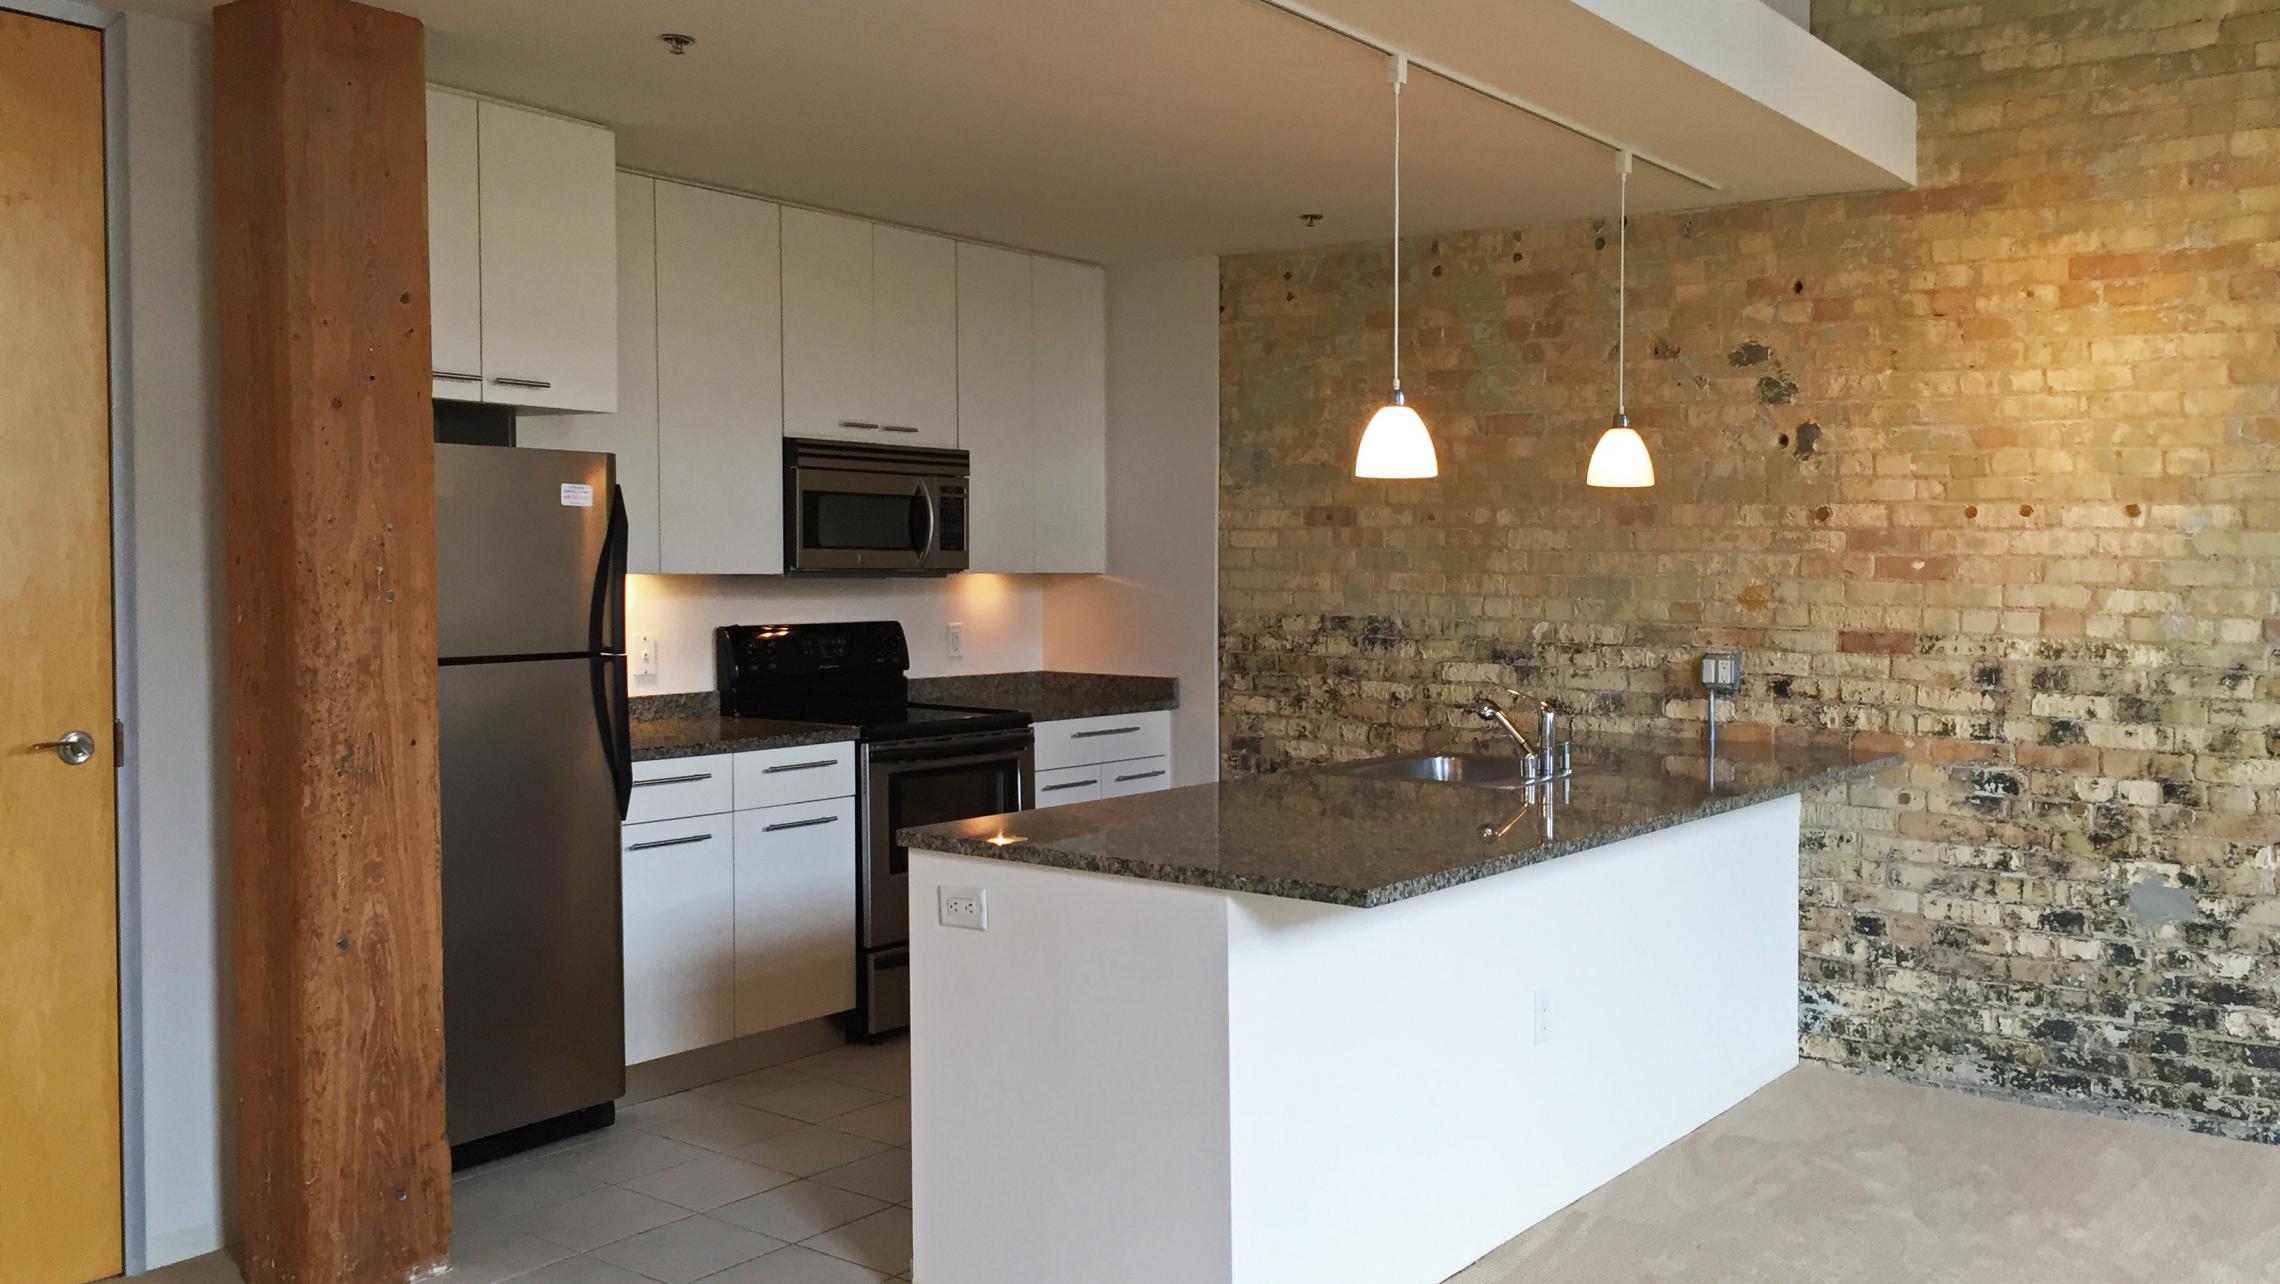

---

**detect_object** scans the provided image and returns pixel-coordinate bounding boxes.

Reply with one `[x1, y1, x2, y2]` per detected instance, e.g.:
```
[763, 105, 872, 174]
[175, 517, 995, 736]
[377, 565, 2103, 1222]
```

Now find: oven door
[792, 466, 939, 573]
[861, 733, 1034, 949]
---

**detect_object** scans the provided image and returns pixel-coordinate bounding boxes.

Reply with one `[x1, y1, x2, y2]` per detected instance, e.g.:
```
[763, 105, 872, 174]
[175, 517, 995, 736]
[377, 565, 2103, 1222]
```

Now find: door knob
[32, 730, 96, 766]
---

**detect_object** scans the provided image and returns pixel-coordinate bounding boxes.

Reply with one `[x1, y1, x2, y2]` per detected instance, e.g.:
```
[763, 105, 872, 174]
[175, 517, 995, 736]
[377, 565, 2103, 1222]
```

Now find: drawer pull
[491, 375, 554, 389]
[762, 758, 841, 774]
[627, 832, 713, 851]
[879, 424, 921, 434]
[632, 771, 714, 788]
[1115, 770, 1167, 783]
[836, 420, 881, 431]
[432, 369, 482, 382]
[1071, 726, 1140, 739]
[1043, 778, 1099, 792]
[762, 814, 840, 833]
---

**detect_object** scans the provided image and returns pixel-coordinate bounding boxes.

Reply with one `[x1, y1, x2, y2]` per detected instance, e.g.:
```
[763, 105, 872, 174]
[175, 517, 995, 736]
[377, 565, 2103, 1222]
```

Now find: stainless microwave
[785, 438, 969, 574]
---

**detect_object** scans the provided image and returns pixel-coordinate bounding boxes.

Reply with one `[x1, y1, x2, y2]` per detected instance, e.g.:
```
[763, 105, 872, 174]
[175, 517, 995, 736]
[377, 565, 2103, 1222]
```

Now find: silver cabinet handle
[32, 730, 96, 766]
[1043, 778, 1098, 791]
[762, 759, 839, 774]
[879, 424, 920, 434]
[1071, 726, 1140, 739]
[432, 369, 482, 382]
[1114, 769, 1166, 783]
[627, 831, 713, 851]
[491, 376, 554, 389]
[836, 420, 880, 431]
[632, 771, 714, 788]
[762, 814, 840, 833]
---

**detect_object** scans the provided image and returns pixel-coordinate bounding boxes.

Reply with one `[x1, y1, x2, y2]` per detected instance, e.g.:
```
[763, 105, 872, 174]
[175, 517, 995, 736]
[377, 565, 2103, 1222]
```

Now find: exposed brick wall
[1219, 0, 2280, 1140]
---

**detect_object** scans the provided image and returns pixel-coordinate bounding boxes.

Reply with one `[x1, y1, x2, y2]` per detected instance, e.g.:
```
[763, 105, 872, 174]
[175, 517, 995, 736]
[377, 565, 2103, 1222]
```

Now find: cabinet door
[655, 181, 785, 574]
[476, 100, 618, 412]
[780, 207, 875, 441]
[956, 243, 1036, 571]
[1030, 258, 1107, 572]
[426, 88, 483, 403]
[871, 225, 958, 446]
[518, 173, 661, 572]
[1101, 757, 1172, 798]
[1034, 765, 1106, 808]
[733, 801, 858, 1036]
[622, 816, 736, 1064]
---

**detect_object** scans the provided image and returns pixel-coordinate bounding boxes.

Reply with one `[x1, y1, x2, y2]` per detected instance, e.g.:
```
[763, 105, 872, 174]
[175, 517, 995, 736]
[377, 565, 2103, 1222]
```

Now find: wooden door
[0, 9, 124, 1282]
[780, 206, 876, 440]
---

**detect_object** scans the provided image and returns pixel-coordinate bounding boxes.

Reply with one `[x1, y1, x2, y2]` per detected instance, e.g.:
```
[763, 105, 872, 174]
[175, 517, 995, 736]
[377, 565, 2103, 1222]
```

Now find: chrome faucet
[1469, 692, 1536, 758]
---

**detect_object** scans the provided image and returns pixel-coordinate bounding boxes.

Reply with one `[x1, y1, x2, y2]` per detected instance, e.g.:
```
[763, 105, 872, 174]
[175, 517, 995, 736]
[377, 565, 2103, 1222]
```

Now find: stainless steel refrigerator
[435, 443, 631, 1153]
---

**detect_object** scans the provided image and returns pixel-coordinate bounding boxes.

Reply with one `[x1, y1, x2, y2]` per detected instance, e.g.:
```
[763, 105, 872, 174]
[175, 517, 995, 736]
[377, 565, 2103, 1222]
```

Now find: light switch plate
[939, 886, 987, 931]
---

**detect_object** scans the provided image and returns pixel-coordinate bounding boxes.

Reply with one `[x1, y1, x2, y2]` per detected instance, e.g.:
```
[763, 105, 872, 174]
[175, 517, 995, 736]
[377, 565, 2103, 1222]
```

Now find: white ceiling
[123, 0, 1913, 264]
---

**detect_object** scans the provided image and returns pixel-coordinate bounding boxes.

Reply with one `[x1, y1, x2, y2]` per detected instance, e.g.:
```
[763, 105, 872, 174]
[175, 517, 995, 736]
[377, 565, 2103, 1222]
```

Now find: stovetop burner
[715, 621, 1031, 741]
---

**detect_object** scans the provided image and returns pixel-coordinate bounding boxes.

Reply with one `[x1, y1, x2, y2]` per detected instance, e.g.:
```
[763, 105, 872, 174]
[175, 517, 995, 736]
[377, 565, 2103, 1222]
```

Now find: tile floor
[146, 1053, 2280, 1283]
[445, 1040, 915, 1284]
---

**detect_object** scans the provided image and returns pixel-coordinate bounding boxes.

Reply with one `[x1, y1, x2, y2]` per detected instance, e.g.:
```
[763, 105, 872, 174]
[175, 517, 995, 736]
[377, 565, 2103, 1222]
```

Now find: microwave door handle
[914, 480, 939, 564]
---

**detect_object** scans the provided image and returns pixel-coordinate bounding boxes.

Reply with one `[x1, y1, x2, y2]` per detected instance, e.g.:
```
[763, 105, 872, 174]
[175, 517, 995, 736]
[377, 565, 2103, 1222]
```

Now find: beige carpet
[1448, 1064, 2280, 1284]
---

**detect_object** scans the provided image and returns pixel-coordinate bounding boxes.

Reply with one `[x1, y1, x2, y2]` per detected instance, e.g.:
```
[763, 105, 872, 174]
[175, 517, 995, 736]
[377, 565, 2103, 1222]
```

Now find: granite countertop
[908, 671, 1177, 721]
[628, 692, 856, 761]
[900, 734, 1901, 907]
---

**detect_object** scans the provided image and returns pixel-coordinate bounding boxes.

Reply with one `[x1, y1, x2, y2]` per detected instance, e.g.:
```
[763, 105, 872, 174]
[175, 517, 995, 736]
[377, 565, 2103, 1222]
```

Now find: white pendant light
[1354, 53, 1438, 480]
[1588, 151, 1655, 489]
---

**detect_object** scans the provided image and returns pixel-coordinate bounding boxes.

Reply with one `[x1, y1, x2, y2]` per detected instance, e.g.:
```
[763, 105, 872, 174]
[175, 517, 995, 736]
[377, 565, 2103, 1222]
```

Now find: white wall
[626, 573, 1047, 695]
[113, 9, 229, 1270]
[1762, 0, 1811, 27]
[1043, 257, 1220, 783]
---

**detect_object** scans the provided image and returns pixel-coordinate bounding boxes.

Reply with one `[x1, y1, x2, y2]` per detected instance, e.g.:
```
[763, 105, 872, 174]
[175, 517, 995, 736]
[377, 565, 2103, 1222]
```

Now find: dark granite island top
[900, 734, 1900, 907]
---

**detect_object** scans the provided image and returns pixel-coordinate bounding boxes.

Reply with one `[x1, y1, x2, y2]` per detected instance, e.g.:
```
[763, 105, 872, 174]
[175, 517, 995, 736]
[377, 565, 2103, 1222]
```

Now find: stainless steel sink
[1338, 754, 1538, 788]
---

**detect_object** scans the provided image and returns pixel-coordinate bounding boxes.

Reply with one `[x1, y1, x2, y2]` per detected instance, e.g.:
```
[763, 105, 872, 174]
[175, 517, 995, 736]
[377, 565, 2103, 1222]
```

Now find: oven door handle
[865, 738, 1035, 772]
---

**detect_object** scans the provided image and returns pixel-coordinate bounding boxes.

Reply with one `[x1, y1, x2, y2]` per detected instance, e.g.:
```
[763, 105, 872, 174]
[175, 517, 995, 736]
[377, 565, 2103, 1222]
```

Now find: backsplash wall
[1220, 0, 2280, 1139]
[626, 573, 1045, 694]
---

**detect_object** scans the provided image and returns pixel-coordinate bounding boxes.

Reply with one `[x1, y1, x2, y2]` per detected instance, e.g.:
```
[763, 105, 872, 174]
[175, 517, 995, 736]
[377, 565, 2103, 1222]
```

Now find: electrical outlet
[946, 621, 964, 659]
[633, 634, 658, 678]
[1532, 987, 1553, 1045]
[1700, 649, 1744, 694]
[939, 885, 987, 931]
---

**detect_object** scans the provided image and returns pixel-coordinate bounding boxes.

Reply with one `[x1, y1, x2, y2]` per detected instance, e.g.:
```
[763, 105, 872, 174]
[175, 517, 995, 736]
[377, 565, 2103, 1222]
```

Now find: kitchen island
[899, 735, 1898, 1284]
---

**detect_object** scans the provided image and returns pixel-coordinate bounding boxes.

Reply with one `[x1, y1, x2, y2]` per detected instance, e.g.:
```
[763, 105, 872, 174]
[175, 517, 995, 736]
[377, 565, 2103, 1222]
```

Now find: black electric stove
[715, 621, 1035, 1037]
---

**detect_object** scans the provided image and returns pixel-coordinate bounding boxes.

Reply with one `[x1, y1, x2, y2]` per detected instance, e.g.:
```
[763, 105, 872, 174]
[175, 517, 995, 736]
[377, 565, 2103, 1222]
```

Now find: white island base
[908, 794, 1803, 1284]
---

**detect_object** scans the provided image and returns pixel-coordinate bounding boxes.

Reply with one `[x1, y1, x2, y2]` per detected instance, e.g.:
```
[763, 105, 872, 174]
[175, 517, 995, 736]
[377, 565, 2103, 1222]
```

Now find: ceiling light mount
[658, 32, 696, 56]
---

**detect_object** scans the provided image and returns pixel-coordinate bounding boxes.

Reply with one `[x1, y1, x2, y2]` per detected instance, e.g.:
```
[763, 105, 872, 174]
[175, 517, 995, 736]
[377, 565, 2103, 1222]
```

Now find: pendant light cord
[1617, 150, 1630, 417]
[1392, 54, 1404, 399]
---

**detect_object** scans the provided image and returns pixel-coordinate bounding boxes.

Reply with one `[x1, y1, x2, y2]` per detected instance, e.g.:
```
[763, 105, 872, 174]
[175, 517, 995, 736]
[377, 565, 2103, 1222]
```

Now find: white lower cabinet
[1032, 711, 1174, 809]
[621, 815, 736, 1065]
[1034, 764, 1106, 807]
[1101, 757, 1172, 798]
[621, 745, 857, 1064]
[733, 801, 858, 1036]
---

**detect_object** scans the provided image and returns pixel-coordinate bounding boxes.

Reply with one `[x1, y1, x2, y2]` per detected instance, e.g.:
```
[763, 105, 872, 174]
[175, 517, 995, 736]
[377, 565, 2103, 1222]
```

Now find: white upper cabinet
[426, 88, 483, 402]
[1030, 258, 1108, 573]
[780, 207, 877, 442]
[956, 243, 1036, 572]
[655, 180, 785, 575]
[475, 100, 618, 412]
[516, 173, 662, 573]
[871, 226, 958, 446]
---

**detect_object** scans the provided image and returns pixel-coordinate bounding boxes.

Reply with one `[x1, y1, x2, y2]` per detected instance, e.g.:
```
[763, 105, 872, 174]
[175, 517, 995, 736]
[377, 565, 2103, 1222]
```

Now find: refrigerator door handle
[591, 483, 629, 657]
[593, 654, 632, 821]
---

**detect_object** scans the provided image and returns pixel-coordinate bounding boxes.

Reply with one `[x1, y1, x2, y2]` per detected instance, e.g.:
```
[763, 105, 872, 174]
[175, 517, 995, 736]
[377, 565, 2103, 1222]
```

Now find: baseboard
[621, 1017, 847, 1104]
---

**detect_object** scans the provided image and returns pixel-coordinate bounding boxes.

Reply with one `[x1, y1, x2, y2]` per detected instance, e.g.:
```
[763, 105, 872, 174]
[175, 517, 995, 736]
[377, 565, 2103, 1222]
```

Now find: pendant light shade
[1356, 393, 1438, 479]
[1588, 151, 1653, 490]
[1586, 414, 1654, 487]
[1354, 53, 1436, 480]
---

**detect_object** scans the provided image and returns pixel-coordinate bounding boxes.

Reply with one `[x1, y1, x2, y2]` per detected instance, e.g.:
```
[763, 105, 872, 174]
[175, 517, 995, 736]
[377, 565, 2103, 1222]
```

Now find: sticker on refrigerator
[559, 483, 594, 508]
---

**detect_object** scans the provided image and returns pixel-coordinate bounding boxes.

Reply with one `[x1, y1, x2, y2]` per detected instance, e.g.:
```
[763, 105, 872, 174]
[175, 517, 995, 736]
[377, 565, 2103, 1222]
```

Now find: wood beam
[212, 1, 449, 1281]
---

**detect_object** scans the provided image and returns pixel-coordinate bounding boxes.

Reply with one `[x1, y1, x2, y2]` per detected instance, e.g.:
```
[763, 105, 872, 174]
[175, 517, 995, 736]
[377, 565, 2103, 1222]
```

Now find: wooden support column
[213, 2, 449, 1281]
